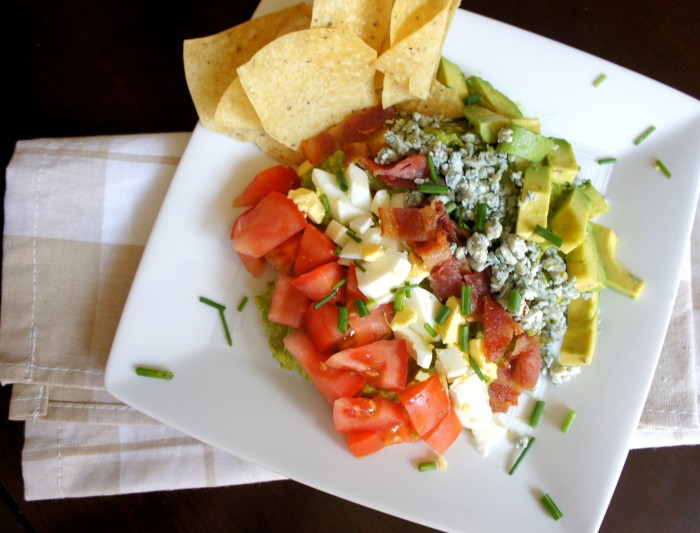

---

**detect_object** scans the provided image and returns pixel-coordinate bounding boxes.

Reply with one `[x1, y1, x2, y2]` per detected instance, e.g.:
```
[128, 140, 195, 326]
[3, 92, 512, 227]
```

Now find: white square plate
[106, 8, 700, 532]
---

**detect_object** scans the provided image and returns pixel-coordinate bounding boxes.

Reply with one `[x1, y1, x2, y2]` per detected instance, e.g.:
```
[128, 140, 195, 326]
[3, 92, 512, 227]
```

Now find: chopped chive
[320, 194, 331, 213]
[463, 94, 480, 105]
[561, 410, 577, 433]
[655, 159, 672, 178]
[529, 400, 545, 428]
[314, 290, 338, 309]
[199, 296, 226, 311]
[592, 73, 607, 87]
[534, 225, 563, 248]
[337, 305, 349, 333]
[540, 494, 563, 521]
[332, 278, 347, 290]
[424, 322, 438, 338]
[219, 309, 233, 346]
[336, 169, 348, 192]
[435, 305, 452, 325]
[444, 200, 457, 214]
[459, 324, 469, 353]
[391, 284, 420, 293]
[428, 154, 439, 182]
[508, 436, 536, 475]
[469, 357, 486, 381]
[461, 285, 472, 316]
[237, 296, 249, 312]
[634, 125, 656, 146]
[353, 259, 366, 272]
[417, 184, 449, 195]
[135, 367, 174, 380]
[507, 289, 521, 313]
[474, 203, 487, 233]
[354, 299, 370, 317]
[597, 157, 617, 165]
[345, 229, 362, 243]
[393, 290, 405, 311]
[418, 460, 437, 472]
[334, 244, 342, 256]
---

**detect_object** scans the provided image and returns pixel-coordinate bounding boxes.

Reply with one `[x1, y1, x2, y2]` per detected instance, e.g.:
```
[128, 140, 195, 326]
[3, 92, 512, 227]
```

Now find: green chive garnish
[219, 309, 233, 346]
[655, 159, 672, 178]
[435, 305, 452, 325]
[529, 400, 545, 428]
[237, 296, 249, 312]
[334, 244, 342, 256]
[391, 284, 420, 293]
[507, 289, 521, 313]
[417, 184, 449, 195]
[320, 194, 331, 213]
[597, 157, 617, 165]
[509, 436, 536, 475]
[459, 324, 469, 353]
[314, 290, 338, 309]
[534, 225, 563, 248]
[418, 461, 437, 472]
[561, 410, 577, 433]
[463, 94, 480, 105]
[540, 494, 564, 521]
[634, 125, 656, 145]
[332, 278, 347, 290]
[353, 259, 366, 272]
[428, 154, 438, 182]
[445, 200, 457, 214]
[199, 296, 225, 311]
[424, 322, 438, 338]
[135, 367, 174, 380]
[592, 73, 607, 87]
[469, 358, 486, 382]
[336, 169, 348, 192]
[354, 299, 370, 317]
[474, 203, 487, 233]
[345, 229, 362, 243]
[337, 305, 349, 333]
[393, 290, 405, 311]
[461, 285, 472, 316]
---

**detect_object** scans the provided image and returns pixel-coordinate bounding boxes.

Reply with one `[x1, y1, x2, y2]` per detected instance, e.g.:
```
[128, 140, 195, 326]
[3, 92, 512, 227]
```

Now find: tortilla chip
[183, 3, 312, 128]
[381, 76, 416, 108]
[225, 127, 305, 166]
[310, 0, 392, 51]
[213, 77, 262, 131]
[396, 78, 465, 118]
[237, 28, 379, 150]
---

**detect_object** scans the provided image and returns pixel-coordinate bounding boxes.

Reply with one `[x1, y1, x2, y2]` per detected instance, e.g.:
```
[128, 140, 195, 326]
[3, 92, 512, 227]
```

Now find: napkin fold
[1, 133, 698, 501]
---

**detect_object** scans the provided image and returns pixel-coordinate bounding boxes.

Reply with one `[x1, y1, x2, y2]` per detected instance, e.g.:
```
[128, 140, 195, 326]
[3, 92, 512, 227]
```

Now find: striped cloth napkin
[1, 132, 698, 500]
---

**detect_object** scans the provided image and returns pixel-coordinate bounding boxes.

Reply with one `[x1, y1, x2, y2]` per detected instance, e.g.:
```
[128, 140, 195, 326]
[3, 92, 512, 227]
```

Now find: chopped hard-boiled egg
[390, 308, 417, 330]
[436, 296, 466, 346]
[345, 163, 372, 210]
[469, 338, 498, 381]
[394, 327, 434, 369]
[288, 188, 325, 224]
[370, 189, 391, 215]
[325, 219, 351, 247]
[355, 249, 411, 300]
[311, 168, 367, 223]
[349, 212, 373, 235]
[403, 287, 442, 342]
[435, 346, 469, 380]
[406, 252, 430, 284]
[361, 243, 384, 262]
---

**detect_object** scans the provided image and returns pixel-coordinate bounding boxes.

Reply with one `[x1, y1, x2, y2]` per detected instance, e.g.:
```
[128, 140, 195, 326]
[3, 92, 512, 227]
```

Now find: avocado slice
[437, 57, 468, 99]
[565, 228, 607, 292]
[465, 76, 523, 119]
[560, 292, 599, 366]
[516, 166, 552, 243]
[546, 138, 579, 184]
[463, 105, 510, 144]
[578, 181, 610, 219]
[511, 117, 541, 134]
[549, 187, 592, 254]
[496, 125, 556, 163]
[589, 222, 645, 299]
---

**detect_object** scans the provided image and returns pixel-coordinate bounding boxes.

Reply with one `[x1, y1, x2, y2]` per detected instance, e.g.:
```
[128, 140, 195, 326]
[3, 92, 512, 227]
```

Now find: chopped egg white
[345, 163, 372, 210]
[435, 346, 469, 380]
[403, 287, 442, 342]
[394, 327, 433, 369]
[355, 249, 411, 300]
[288, 188, 325, 224]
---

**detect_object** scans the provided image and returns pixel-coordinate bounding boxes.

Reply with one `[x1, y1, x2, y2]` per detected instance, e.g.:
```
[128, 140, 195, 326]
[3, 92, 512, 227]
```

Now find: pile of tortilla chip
[184, 0, 463, 165]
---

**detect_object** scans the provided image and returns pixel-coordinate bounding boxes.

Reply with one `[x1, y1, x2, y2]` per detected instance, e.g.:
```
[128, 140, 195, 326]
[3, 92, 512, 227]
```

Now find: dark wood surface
[3, 1, 699, 531]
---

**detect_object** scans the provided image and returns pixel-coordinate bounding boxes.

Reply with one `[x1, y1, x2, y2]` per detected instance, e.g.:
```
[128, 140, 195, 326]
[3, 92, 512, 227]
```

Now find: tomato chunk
[268, 274, 309, 329]
[282, 331, 366, 404]
[233, 165, 300, 207]
[333, 396, 405, 433]
[266, 231, 303, 274]
[293, 224, 337, 276]
[340, 303, 394, 349]
[422, 407, 463, 454]
[291, 261, 345, 302]
[303, 299, 346, 353]
[326, 339, 408, 391]
[397, 374, 451, 436]
[232, 192, 307, 258]
[343, 409, 417, 457]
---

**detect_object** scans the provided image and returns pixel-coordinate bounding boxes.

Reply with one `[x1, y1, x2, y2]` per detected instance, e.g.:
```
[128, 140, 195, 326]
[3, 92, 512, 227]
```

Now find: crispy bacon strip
[488, 333, 541, 412]
[356, 154, 430, 189]
[378, 205, 438, 241]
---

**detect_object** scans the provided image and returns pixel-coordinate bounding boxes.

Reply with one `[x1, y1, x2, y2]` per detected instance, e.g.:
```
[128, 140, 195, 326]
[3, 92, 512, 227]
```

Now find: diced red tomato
[340, 303, 394, 349]
[232, 192, 307, 258]
[291, 261, 346, 301]
[233, 165, 300, 207]
[282, 331, 366, 404]
[303, 299, 346, 353]
[231, 211, 268, 277]
[325, 339, 408, 391]
[422, 407, 463, 454]
[293, 225, 337, 276]
[268, 274, 309, 329]
[266, 231, 304, 274]
[483, 296, 524, 362]
[333, 396, 405, 433]
[345, 263, 367, 305]
[397, 374, 451, 436]
[343, 409, 417, 458]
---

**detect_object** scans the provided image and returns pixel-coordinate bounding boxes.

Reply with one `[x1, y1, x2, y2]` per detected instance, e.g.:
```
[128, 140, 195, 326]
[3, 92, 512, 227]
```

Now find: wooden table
[3, 1, 699, 531]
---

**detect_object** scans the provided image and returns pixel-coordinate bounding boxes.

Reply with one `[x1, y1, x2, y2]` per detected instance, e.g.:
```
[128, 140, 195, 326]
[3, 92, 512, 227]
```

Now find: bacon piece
[378, 205, 438, 241]
[508, 334, 541, 390]
[356, 154, 430, 189]
[409, 234, 452, 272]
[429, 256, 464, 300]
[462, 270, 491, 318]
[488, 378, 521, 413]
[483, 296, 523, 363]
